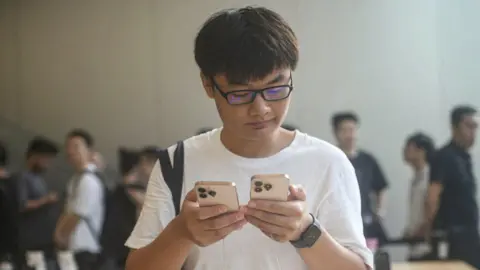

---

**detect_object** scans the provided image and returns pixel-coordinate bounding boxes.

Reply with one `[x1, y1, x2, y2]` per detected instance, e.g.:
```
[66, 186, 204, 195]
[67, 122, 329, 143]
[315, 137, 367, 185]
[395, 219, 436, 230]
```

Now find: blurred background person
[331, 111, 389, 246]
[0, 141, 21, 268]
[426, 105, 479, 268]
[16, 137, 59, 269]
[402, 132, 435, 260]
[100, 148, 145, 269]
[55, 129, 104, 270]
[138, 146, 161, 182]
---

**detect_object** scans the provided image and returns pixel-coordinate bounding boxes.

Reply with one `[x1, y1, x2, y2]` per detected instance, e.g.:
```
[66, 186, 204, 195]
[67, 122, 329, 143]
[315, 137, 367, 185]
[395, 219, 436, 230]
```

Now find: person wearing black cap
[16, 136, 59, 269]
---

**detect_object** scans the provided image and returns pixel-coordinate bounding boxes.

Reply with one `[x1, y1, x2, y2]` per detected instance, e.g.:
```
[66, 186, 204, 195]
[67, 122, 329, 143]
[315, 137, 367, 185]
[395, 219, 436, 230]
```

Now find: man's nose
[249, 94, 271, 116]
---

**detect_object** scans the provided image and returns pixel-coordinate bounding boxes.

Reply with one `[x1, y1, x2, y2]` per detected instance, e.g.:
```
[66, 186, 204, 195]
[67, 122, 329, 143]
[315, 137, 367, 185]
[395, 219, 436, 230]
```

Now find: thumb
[288, 185, 306, 201]
[184, 188, 198, 203]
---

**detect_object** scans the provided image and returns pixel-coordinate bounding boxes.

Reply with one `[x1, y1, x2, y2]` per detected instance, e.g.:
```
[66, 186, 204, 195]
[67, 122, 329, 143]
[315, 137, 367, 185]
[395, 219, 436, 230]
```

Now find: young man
[16, 137, 59, 269]
[426, 105, 479, 268]
[331, 112, 389, 245]
[402, 132, 435, 259]
[54, 129, 104, 270]
[125, 7, 372, 270]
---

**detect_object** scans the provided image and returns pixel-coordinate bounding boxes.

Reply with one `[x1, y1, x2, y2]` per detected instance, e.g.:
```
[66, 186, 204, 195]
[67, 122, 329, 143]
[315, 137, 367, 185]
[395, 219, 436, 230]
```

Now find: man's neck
[75, 162, 91, 173]
[452, 137, 469, 151]
[412, 160, 428, 172]
[341, 146, 357, 158]
[220, 128, 295, 158]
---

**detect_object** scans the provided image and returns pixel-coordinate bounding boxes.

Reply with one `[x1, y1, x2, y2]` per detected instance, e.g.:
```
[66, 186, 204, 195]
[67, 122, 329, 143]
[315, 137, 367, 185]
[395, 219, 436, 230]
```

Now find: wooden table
[392, 261, 475, 270]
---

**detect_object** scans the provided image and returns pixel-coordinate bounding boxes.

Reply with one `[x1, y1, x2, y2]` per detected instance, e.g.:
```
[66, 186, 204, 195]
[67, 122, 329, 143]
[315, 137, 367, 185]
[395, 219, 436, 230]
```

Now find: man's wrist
[167, 216, 195, 246]
[292, 213, 314, 241]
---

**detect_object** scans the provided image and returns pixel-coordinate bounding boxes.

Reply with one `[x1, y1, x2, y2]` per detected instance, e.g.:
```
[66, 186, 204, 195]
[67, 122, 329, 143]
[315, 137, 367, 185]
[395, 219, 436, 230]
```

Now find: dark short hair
[26, 137, 59, 158]
[118, 148, 140, 176]
[451, 105, 477, 127]
[139, 146, 161, 163]
[194, 6, 299, 83]
[331, 112, 359, 130]
[196, 127, 213, 135]
[0, 141, 7, 167]
[66, 128, 94, 148]
[282, 124, 298, 131]
[406, 132, 435, 164]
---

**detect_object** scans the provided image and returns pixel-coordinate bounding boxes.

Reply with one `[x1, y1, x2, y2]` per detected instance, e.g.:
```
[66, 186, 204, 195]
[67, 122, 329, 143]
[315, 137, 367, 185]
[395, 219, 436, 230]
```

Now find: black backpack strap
[158, 141, 185, 216]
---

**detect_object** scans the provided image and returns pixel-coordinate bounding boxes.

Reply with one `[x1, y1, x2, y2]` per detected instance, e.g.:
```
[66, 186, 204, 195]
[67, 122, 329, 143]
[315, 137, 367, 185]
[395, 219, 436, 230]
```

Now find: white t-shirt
[406, 166, 430, 235]
[66, 164, 104, 253]
[126, 129, 373, 269]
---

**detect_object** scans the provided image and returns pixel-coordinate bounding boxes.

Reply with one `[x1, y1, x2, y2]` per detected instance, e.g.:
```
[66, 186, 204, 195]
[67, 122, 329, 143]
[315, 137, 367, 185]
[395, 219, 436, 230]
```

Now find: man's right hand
[178, 189, 247, 247]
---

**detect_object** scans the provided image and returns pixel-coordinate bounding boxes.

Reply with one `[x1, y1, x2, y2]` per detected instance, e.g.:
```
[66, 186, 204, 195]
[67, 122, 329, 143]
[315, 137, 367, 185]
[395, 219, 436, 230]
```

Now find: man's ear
[200, 72, 214, 99]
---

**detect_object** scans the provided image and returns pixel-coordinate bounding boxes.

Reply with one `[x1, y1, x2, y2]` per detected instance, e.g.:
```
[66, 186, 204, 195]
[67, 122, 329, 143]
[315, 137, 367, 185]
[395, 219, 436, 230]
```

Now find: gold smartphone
[250, 174, 290, 201]
[195, 181, 240, 212]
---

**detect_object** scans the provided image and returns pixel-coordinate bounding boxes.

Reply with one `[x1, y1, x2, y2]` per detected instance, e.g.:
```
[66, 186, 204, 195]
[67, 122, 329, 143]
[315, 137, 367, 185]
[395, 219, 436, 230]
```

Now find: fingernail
[248, 201, 256, 208]
[219, 206, 227, 213]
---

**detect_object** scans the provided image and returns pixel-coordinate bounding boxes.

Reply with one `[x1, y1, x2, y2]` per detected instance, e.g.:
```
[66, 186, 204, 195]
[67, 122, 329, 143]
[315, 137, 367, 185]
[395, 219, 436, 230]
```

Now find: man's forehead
[216, 69, 291, 86]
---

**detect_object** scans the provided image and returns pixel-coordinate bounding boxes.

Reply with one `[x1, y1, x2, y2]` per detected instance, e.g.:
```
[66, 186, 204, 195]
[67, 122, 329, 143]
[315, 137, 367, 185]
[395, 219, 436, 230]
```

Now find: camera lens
[254, 181, 263, 187]
[264, 184, 272, 191]
[254, 187, 262, 193]
[208, 190, 216, 197]
[198, 187, 206, 193]
[199, 193, 207, 199]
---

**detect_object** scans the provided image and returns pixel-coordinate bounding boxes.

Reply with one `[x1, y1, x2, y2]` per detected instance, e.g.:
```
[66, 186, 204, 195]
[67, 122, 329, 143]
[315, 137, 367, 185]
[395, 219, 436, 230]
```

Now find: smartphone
[195, 181, 240, 212]
[250, 174, 290, 201]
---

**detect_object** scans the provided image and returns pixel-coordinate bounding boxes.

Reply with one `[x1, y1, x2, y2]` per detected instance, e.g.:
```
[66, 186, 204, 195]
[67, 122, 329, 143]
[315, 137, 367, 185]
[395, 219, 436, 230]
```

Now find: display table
[392, 261, 475, 270]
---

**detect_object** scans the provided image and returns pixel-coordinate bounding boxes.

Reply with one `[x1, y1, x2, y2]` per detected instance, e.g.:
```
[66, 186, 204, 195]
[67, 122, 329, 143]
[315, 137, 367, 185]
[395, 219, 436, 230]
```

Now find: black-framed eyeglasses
[211, 75, 294, 105]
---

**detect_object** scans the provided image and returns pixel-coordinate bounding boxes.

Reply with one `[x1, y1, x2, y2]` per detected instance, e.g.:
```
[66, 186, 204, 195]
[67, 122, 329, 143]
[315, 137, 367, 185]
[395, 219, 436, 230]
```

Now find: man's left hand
[245, 185, 312, 242]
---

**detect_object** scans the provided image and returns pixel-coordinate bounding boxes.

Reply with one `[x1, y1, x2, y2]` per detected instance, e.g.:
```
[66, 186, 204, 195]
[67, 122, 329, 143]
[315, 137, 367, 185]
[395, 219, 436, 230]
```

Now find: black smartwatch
[290, 214, 322, 248]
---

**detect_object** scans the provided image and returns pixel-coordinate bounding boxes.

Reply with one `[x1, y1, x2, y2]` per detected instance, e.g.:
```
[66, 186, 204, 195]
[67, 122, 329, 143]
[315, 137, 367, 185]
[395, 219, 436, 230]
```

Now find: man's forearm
[126, 217, 194, 270]
[299, 229, 367, 270]
[375, 191, 386, 217]
[22, 197, 49, 212]
[56, 214, 80, 239]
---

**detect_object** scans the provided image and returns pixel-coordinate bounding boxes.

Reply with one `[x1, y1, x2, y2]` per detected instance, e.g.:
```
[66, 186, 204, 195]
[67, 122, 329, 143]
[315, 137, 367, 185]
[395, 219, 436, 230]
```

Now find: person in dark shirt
[332, 112, 389, 245]
[17, 137, 59, 269]
[426, 105, 479, 268]
[101, 148, 145, 269]
[0, 141, 21, 267]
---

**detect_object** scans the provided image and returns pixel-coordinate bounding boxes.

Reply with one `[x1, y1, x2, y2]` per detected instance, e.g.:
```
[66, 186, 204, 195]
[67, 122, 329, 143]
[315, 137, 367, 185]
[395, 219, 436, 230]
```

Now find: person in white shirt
[54, 129, 104, 270]
[402, 132, 435, 259]
[125, 6, 372, 270]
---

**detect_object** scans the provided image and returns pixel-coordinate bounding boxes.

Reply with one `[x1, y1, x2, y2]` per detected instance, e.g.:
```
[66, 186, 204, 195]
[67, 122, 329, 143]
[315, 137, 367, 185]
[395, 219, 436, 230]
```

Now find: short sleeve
[429, 152, 447, 184]
[125, 160, 176, 249]
[16, 175, 29, 211]
[69, 174, 103, 217]
[370, 157, 388, 192]
[315, 153, 373, 269]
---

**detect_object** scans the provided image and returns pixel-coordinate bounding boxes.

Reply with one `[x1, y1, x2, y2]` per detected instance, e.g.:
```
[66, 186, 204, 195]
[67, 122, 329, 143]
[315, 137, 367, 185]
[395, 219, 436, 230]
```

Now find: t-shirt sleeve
[69, 174, 103, 218]
[429, 152, 447, 184]
[370, 156, 388, 192]
[16, 175, 29, 211]
[125, 160, 176, 249]
[315, 152, 373, 269]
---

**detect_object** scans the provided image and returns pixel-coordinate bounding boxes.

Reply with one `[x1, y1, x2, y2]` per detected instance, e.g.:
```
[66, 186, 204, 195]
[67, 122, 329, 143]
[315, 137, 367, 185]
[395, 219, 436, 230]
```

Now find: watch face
[304, 225, 322, 246]
[291, 216, 322, 248]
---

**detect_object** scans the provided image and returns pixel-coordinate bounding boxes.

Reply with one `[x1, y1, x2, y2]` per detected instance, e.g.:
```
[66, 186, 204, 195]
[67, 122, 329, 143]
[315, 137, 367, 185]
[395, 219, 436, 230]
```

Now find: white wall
[0, 0, 479, 239]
